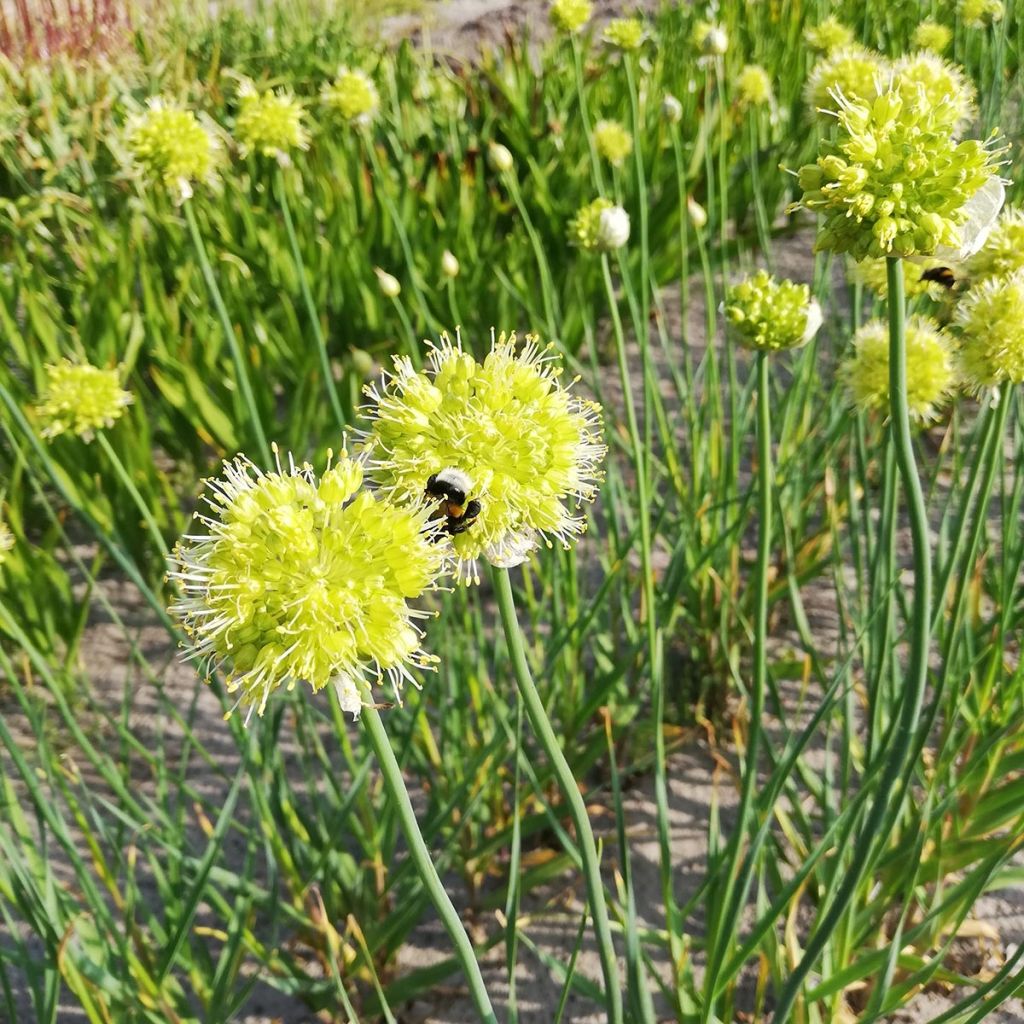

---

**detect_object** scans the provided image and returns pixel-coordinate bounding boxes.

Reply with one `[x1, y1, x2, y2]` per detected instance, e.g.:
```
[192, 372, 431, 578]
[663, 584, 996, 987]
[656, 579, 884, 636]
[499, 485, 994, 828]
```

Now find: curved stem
[491, 566, 623, 1024]
[275, 166, 347, 432]
[361, 704, 497, 1024]
[773, 257, 932, 1022]
[95, 431, 168, 561]
[183, 201, 270, 464]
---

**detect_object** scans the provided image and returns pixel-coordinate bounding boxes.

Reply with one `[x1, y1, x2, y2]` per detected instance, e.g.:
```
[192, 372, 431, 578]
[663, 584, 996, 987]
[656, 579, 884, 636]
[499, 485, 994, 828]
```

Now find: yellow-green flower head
[850, 257, 956, 300]
[737, 65, 772, 109]
[126, 98, 221, 203]
[892, 53, 976, 135]
[912, 20, 953, 53]
[804, 46, 887, 115]
[693, 20, 728, 56]
[0, 521, 13, 567]
[723, 271, 823, 353]
[322, 67, 379, 125]
[796, 84, 1004, 260]
[235, 86, 309, 162]
[35, 360, 133, 442]
[965, 206, 1024, 283]
[594, 119, 633, 166]
[568, 198, 630, 252]
[603, 17, 644, 51]
[170, 447, 446, 722]
[362, 330, 607, 584]
[804, 16, 855, 53]
[959, 0, 1003, 28]
[549, 0, 592, 33]
[954, 271, 1024, 388]
[843, 316, 958, 421]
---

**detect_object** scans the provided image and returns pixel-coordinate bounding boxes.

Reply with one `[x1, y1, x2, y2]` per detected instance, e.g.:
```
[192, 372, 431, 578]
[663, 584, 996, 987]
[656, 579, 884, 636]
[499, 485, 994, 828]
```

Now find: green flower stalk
[568, 198, 630, 252]
[593, 119, 633, 166]
[363, 330, 606, 584]
[892, 53, 976, 134]
[722, 271, 822, 352]
[804, 46, 886, 114]
[35, 360, 132, 441]
[959, 0, 1003, 28]
[912, 20, 953, 53]
[843, 316, 958, 421]
[322, 68, 379, 125]
[126, 98, 221, 203]
[170, 447, 445, 722]
[736, 65, 772, 110]
[548, 0, 591, 32]
[966, 206, 1024, 283]
[602, 16, 644, 51]
[954, 271, 1024, 388]
[796, 82, 1004, 260]
[804, 16, 855, 53]
[235, 86, 309, 163]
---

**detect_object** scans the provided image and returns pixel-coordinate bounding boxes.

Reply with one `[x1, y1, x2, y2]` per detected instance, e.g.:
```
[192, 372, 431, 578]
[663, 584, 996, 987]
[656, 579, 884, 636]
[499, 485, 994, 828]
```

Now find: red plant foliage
[0, 0, 133, 63]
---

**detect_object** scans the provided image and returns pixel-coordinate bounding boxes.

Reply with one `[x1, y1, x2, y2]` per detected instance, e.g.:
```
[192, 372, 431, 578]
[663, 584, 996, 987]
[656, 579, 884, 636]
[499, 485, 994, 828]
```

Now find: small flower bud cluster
[603, 17, 644, 51]
[959, 0, 1003, 28]
[322, 68, 379, 125]
[693, 20, 728, 56]
[892, 53, 976, 134]
[568, 198, 630, 252]
[804, 46, 885, 114]
[235, 87, 309, 160]
[548, 0, 592, 33]
[804, 16, 855, 53]
[954, 272, 1024, 388]
[35, 360, 133, 442]
[912, 20, 953, 53]
[593, 119, 633, 166]
[723, 271, 822, 353]
[737, 65, 772, 109]
[966, 206, 1024, 284]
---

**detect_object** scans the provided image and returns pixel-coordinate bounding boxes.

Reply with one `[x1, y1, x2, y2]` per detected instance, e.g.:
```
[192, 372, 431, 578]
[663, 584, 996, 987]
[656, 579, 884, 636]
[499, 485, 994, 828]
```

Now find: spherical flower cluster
[954, 271, 1024, 388]
[693, 20, 728, 56]
[661, 93, 683, 124]
[35, 360, 133, 442]
[893, 53, 976, 135]
[737, 65, 772, 109]
[322, 68, 379, 125]
[568, 198, 630, 252]
[796, 85, 1003, 260]
[912, 20, 953, 53]
[235, 86, 309, 161]
[126, 98, 220, 203]
[549, 0, 591, 33]
[843, 316, 958, 421]
[0, 521, 13, 567]
[723, 271, 823, 353]
[849, 257, 955, 300]
[603, 16, 644, 51]
[959, 0, 1003, 28]
[170, 448, 445, 722]
[804, 46, 885, 115]
[965, 206, 1024, 283]
[362, 330, 607, 583]
[804, 16, 855, 53]
[593, 119, 633, 166]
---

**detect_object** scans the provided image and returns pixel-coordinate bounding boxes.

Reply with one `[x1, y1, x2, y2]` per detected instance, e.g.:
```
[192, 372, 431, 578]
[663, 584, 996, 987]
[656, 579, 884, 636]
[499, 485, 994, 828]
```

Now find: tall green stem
[360, 704, 497, 1024]
[95, 431, 168, 561]
[183, 201, 270, 464]
[275, 167, 347, 432]
[773, 257, 932, 1022]
[490, 566, 623, 1024]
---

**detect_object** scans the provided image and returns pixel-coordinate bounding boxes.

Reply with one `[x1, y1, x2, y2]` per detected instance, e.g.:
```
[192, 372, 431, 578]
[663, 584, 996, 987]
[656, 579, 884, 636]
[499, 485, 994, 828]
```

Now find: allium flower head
[804, 47, 886, 115]
[737, 65, 772, 109]
[170, 447, 445, 722]
[804, 16, 855, 53]
[965, 206, 1024, 283]
[0, 521, 13, 566]
[843, 316, 958, 421]
[126, 98, 220, 203]
[893, 53, 976, 135]
[954, 271, 1024, 388]
[693, 20, 728, 56]
[35, 360, 133, 441]
[235, 86, 309, 161]
[959, 0, 1003, 28]
[912, 20, 953, 53]
[594, 119, 633, 166]
[796, 83, 1004, 260]
[362, 330, 607, 583]
[850, 257, 957, 300]
[549, 0, 592, 33]
[723, 271, 822, 352]
[322, 68, 379, 125]
[568, 198, 630, 251]
[603, 17, 644, 51]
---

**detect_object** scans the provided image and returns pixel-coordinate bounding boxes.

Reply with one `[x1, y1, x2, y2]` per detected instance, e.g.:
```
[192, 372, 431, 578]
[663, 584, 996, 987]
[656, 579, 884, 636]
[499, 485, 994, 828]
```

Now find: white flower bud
[597, 205, 631, 250]
[488, 142, 514, 173]
[661, 93, 683, 124]
[702, 26, 729, 55]
[374, 267, 401, 298]
[687, 196, 708, 229]
[441, 249, 460, 278]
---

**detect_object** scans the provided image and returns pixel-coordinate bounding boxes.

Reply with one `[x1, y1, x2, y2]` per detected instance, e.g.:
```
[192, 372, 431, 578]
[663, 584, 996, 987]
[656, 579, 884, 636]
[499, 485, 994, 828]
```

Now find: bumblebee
[425, 468, 482, 537]
[920, 266, 958, 289]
